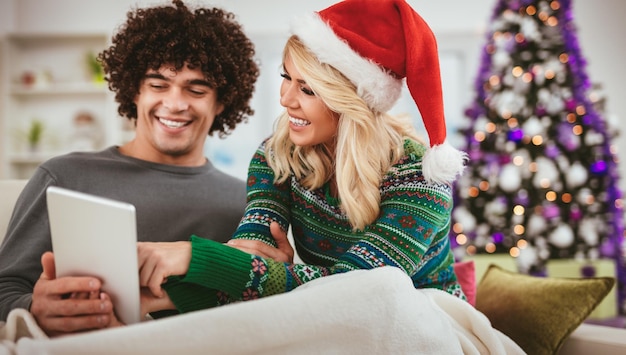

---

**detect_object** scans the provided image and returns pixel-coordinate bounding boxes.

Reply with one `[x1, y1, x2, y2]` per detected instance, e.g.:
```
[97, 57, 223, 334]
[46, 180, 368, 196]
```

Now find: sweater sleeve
[161, 236, 274, 312]
[165, 141, 460, 309]
[229, 141, 291, 247]
[161, 276, 218, 313]
[0, 168, 57, 321]
[162, 234, 287, 307]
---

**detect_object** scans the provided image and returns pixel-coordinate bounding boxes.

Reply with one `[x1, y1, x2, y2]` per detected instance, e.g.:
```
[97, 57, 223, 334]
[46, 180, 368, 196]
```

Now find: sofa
[1, 179, 626, 354]
[460, 258, 626, 354]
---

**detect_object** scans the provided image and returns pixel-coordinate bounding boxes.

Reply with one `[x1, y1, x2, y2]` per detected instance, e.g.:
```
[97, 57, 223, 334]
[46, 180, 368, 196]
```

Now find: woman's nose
[279, 82, 298, 108]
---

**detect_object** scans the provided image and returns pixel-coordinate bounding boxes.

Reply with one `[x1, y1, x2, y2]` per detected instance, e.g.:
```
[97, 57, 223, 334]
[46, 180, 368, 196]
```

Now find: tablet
[46, 186, 141, 325]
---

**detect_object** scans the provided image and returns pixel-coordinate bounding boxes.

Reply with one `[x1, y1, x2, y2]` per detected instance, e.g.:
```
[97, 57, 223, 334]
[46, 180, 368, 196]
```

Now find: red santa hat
[291, 0, 467, 183]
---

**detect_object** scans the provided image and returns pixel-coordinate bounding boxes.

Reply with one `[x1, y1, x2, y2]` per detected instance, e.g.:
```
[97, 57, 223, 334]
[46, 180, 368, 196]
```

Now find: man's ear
[216, 102, 225, 116]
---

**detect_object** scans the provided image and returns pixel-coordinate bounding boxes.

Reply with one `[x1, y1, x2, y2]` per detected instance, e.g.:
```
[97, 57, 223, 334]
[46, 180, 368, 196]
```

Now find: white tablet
[46, 186, 141, 325]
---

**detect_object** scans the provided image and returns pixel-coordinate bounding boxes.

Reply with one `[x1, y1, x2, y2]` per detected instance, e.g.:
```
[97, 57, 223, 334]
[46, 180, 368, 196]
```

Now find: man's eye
[189, 89, 206, 95]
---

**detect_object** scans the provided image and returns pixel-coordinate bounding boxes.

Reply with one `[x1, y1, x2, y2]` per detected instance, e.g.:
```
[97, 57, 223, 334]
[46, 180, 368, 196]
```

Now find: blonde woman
[138, 0, 468, 314]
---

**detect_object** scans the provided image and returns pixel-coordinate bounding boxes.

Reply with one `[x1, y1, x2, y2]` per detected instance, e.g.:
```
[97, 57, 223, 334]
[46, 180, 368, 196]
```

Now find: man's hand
[31, 252, 116, 336]
[227, 222, 295, 263]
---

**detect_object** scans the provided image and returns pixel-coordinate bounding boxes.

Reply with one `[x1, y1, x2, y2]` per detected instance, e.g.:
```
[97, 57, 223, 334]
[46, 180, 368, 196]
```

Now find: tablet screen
[46, 186, 142, 325]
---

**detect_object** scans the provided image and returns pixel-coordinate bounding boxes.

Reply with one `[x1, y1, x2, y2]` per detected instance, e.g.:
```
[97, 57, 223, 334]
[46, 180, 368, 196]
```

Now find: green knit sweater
[164, 139, 465, 312]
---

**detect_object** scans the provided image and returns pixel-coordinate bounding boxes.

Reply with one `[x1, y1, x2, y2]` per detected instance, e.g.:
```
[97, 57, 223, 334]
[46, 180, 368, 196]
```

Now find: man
[0, 0, 291, 336]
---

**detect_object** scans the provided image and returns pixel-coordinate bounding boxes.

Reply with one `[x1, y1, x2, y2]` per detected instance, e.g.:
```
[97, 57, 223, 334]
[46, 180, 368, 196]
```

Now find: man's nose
[163, 88, 189, 112]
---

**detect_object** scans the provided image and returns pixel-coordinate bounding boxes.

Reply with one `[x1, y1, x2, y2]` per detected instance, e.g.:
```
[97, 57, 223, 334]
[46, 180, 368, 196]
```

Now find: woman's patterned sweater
[164, 139, 465, 312]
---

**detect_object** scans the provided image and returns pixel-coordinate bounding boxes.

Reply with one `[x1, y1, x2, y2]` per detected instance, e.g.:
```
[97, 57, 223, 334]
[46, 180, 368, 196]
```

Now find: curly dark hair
[98, 0, 259, 137]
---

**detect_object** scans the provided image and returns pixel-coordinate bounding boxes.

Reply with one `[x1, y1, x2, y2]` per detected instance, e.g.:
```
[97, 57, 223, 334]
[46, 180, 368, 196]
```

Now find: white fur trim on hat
[422, 141, 468, 184]
[291, 13, 402, 112]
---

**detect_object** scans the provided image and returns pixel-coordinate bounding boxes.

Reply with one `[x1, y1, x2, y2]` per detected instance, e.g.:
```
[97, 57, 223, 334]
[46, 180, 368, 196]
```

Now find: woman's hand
[140, 287, 175, 315]
[137, 241, 191, 298]
[226, 222, 294, 263]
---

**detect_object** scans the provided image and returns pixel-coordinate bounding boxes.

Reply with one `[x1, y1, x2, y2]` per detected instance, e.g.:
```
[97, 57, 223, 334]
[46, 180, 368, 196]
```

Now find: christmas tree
[451, 0, 625, 313]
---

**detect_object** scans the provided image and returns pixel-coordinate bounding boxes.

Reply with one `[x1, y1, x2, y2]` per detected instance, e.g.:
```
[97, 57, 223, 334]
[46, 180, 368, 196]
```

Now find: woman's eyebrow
[282, 64, 307, 85]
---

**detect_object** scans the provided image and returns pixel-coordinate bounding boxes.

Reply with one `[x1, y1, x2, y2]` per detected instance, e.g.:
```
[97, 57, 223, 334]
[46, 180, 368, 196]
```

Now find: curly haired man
[0, 0, 290, 336]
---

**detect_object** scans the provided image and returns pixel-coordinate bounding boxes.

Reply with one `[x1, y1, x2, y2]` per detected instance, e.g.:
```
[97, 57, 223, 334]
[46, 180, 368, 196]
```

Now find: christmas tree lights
[451, 0, 625, 313]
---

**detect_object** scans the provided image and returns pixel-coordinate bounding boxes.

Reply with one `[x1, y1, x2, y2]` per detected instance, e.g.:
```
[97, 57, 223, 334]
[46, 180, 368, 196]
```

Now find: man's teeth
[289, 116, 310, 126]
[159, 118, 187, 128]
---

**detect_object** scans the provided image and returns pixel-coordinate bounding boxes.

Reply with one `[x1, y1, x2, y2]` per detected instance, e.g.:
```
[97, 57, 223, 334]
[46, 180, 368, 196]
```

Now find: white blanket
[0, 267, 524, 354]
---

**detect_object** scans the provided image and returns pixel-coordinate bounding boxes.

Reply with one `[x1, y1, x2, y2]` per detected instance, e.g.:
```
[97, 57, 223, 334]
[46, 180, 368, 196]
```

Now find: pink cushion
[453, 260, 476, 306]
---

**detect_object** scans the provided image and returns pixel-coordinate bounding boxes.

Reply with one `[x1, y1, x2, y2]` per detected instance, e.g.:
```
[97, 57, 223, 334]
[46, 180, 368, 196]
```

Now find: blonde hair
[267, 36, 422, 231]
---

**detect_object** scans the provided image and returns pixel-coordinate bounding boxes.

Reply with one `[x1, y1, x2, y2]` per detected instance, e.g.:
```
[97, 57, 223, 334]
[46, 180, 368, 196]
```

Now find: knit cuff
[162, 276, 218, 313]
[183, 235, 254, 297]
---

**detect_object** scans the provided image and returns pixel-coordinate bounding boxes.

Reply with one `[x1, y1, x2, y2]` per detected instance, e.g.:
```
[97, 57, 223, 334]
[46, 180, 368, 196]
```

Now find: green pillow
[475, 264, 614, 355]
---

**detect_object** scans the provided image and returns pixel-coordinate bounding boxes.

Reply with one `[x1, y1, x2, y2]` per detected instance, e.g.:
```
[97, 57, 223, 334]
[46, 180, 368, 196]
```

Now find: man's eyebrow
[188, 79, 213, 87]
[144, 72, 166, 80]
[144, 73, 213, 87]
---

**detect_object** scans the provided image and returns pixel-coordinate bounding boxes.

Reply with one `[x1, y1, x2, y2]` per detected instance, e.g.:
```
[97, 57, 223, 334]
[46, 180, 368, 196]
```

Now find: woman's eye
[301, 87, 315, 96]
[281, 72, 314, 95]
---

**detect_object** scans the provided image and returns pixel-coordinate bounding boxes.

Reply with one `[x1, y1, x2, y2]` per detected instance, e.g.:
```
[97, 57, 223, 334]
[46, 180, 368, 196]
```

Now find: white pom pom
[526, 214, 547, 236]
[532, 157, 559, 188]
[584, 130, 604, 146]
[577, 188, 592, 205]
[493, 50, 511, 69]
[546, 92, 565, 115]
[520, 17, 541, 41]
[452, 206, 476, 232]
[522, 116, 544, 136]
[517, 245, 538, 274]
[499, 164, 522, 192]
[579, 217, 599, 246]
[566, 162, 588, 188]
[549, 223, 574, 248]
[422, 142, 468, 184]
[485, 198, 506, 216]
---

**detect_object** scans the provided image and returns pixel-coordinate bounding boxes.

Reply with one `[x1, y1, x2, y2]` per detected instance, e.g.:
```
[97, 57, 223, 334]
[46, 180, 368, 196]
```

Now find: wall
[0, 0, 624, 187]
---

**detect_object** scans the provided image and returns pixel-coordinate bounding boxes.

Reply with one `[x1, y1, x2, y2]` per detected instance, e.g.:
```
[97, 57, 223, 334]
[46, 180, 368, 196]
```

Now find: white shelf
[0, 33, 123, 179]
[6, 32, 107, 41]
[10, 82, 108, 96]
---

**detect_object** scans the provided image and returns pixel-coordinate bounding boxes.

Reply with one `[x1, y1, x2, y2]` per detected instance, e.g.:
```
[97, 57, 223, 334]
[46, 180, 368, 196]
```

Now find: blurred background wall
[0, 0, 624, 187]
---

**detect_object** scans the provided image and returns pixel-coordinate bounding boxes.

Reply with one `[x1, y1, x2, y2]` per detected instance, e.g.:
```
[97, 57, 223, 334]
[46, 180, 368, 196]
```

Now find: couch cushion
[453, 260, 476, 306]
[0, 180, 28, 242]
[560, 322, 626, 355]
[475, 264, 614, 355]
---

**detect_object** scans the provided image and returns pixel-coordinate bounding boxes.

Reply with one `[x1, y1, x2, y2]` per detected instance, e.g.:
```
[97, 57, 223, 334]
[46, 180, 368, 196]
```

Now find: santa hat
[291, 0, 467, 184]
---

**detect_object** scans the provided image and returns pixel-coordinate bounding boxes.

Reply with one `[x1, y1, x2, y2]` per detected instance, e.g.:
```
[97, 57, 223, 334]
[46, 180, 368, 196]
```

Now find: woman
[138, 0, 468, 314]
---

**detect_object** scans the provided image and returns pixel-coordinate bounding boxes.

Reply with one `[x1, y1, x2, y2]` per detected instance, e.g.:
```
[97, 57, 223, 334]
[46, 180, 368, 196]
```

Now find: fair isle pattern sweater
[164, 139, 465, 312]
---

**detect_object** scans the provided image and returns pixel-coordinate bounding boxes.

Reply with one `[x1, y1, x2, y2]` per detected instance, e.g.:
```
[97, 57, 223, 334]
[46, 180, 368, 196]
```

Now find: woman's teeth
[289, 116, 310, 126]
[159, 118, 187, 128]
